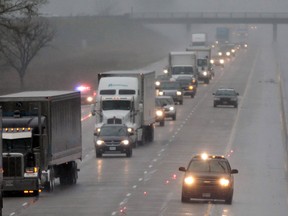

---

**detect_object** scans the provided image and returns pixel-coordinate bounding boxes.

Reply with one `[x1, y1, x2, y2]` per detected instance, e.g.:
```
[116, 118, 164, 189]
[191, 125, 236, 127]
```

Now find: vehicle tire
[191, 94, 194, 98]
[234, 103, 238, 108]
[126, 148, 132, 157]
[214, 102, 217, 107]
[33, 190, 39, 197]
[180, 100, 183, 105]
[205, 79, 210, 84]
[172, 115, 176, 121]
[96, 150, 102, 158]
[225, 195, 233, 204]
[160, 120, 165, 127]
[181, 195, 190, 203]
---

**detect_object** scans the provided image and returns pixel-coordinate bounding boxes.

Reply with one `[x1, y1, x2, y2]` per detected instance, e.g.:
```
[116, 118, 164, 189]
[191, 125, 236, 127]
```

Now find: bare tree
[0, 17, 54, 89]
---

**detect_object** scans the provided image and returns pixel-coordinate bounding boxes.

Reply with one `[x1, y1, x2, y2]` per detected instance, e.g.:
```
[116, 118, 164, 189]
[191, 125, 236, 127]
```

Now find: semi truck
[191, 33, 207, 46]
[0, 107, 3, 215]
[0, 91, 82, 195]
[168, 51, 197, 80]
[91, 70, 156, 146]
[216, 27, 230, 44]
[186, 46, 213, 84]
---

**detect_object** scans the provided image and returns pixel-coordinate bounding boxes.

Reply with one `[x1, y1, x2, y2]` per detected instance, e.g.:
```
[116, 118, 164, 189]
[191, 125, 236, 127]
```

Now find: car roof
[191, 154, 229, 162]
[216, 88, 236, 91]
[156, 96, 173, 99]
[102, 124, 127, 127]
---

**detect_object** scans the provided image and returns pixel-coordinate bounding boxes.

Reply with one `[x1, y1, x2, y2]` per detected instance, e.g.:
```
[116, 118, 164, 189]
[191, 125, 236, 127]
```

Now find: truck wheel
[160, 120, 165, 126]
[149, 125, 154, 142]
[205, 79, 209, 84]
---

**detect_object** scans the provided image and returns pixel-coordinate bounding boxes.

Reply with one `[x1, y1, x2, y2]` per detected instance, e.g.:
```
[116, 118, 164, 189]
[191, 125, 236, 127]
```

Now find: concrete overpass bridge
[128, 12, 288, 41]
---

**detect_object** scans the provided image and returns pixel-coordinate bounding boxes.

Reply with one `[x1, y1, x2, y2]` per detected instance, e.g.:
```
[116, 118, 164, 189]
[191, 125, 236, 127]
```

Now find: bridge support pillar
[186, 24, 192, 45]
[273, 23, 277, 42]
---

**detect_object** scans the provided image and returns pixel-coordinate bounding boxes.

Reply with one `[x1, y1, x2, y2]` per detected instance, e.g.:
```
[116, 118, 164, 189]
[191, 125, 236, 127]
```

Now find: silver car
[155, 96, 177, 120]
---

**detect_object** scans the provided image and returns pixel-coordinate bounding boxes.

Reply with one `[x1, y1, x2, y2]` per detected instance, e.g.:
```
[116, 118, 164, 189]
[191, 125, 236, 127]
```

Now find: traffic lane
[217, 40, 288, 215]
[98, 48, 256, 215]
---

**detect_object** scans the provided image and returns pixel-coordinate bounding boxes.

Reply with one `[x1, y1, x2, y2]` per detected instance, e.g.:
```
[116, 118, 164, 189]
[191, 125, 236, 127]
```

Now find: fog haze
[41, 0, 288, 16]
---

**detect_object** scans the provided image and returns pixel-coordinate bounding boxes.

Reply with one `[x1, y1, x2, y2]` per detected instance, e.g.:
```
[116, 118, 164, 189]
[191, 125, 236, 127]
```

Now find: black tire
[181, 195, 190, 203]
[179, 100, 183, 105]
[160, 120, 165, 126]
[234, 103, 238, 108]
[214, 102, 217, 107]
[96, 150, 102, 158]
[191, 94, 194, 98]
[126, 148, 132, 157]
[172, 115, 176, 121]
[205, 79, 210, 84]
[225, 195, 233, 204]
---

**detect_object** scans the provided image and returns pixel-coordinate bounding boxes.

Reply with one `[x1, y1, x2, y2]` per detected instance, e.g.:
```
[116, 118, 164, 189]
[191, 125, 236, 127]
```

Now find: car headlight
[156, 110, 164, 117]
[192, 79, 196, 83]
[169, 106, 174, 111]
[121, 140, 129, 145]
[202, 71, 208, 76]
[210, 59, 214, 64]
[231, 49, 235, 53]
[155, 81, 160, 86]
[176, 91, 182, 96]
[219, 178, 230, 187]
[218, 52, 222, 56]
[159, 91, 164, 96]
[220, 59, 224, 64]
[127, 127, 133, 133]
[189, 85, 193, 90]
[163, 69, 168, 74]
[96, 140, 105, 146]
[226, 52, 231, 56]
[184, 176, 194, 185]
[87, 96, 93, 102]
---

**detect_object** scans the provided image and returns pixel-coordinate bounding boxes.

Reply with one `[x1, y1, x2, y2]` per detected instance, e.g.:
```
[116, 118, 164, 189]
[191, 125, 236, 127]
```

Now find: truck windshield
[197, 59, 208, 67]
[172, 66, 193, 75]
[102, 100, 130, 110]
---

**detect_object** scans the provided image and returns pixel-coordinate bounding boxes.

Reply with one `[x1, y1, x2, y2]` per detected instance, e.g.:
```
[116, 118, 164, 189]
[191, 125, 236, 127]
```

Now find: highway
[2, 26, 288, 216]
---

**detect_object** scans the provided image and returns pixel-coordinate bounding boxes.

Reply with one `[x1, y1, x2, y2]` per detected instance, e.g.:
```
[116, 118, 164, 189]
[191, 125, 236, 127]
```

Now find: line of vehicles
[0, 29, 246, 213]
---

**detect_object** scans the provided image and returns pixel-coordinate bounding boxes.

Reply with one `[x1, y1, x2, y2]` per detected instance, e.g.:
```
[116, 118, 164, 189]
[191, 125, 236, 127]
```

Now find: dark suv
[94, 124, 133, 158]
[176, 76, 197, 98]
[179, 154, 238, 204]
[213, 88, 239, 108]
[158, 80, 184, 105]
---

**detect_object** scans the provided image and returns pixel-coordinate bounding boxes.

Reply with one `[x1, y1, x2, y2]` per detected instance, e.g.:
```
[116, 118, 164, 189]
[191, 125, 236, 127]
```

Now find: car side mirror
[231, 169, 238, 174]
[179, 167, 186, 172]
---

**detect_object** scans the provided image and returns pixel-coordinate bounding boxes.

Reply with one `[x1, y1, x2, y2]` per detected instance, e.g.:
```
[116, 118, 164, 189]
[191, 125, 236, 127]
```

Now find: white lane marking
[132, 185, 137, 189]
[9, 213, 16, 216]
[22, 202, 28, 207]
[111, 211, 117, 215]
[138, 178, 143, 182]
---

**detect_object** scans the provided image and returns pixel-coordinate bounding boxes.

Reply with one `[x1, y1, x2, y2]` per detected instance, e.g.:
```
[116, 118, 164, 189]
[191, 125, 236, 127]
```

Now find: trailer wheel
[59, 161, 78, 185]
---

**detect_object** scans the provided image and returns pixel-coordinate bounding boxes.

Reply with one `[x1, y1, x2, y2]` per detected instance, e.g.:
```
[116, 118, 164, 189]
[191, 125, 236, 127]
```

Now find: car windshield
[156, 98, 174, 106]
[99, 126, 127, 136]
[160, 82, 181, 90]
[216, 90, 237, 96]
[197, 59, 208, 67]
[172, 66, 193, 75]
[188, 159, 230, 173]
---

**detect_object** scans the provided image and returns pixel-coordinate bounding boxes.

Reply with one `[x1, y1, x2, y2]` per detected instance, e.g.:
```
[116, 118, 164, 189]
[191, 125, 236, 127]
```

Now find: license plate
[202, 193, 211, 198]
[5, 180, 14, 187]
[109, 147, 116, 151]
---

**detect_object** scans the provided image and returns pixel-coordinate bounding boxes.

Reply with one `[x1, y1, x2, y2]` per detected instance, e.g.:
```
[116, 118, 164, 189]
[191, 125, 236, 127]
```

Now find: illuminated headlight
[87, 96, 93, 102]
[219, 178, 230, 187]
[127, 127, 133, 133]
[210, 59, 214, 64]
[244, 44, 248, 48]
[218, 52, 222, 56]
[192, 79, 196, 83]
[176, 91, 182, 96]
[220, 59, 225, 64]
[96, 140, 105, 146]
[202, 71, 208, 76]
[163, 69, 168, 74]
[188, 85, 193, 90]
[184, 176, 194, 185]
[201, 153, 208, 160]
[155, 81, 160, 86]
[226, 52, 231, 56]
[156, 110, 164, 117]
[121, 140, 130, 145]
[231, 49, 235, 53]
[169, 106, 174, 111]
[159, 91, 164, 96]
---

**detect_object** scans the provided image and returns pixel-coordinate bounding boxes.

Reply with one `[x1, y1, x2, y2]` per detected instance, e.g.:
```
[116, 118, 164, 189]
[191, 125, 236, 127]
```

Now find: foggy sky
[40, 0, 288, 16]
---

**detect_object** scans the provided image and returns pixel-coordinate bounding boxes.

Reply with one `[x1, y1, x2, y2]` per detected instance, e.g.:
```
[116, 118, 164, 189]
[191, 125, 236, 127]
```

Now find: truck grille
[107, 118, 122, 124]
[3, 156, 23, 177]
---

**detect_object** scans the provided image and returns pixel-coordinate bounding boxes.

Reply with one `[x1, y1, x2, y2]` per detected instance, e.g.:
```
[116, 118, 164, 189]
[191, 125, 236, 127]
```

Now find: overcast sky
[40, 0, 288, 16]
